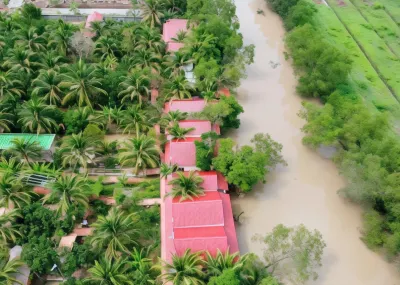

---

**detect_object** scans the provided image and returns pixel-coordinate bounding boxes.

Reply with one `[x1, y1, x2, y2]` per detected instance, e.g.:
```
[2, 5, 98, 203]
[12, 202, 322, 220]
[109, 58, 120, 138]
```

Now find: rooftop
[0, 134, 55, 150]
[163, 19, 188, 52]
[164, 99, 206, 113]
[164, 138, 200, 168]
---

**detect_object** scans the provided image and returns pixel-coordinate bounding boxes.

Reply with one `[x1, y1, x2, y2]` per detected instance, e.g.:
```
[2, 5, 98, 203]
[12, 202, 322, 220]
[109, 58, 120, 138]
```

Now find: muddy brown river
[231, 0, 400, 284]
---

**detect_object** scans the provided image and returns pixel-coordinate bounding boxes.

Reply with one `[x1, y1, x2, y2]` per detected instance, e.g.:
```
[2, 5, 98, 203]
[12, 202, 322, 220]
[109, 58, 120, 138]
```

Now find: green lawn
[310, 1, 400, 116]
[376, 0, 400, 25]
[326, 0, 400, 103]
[350, 0, 400, 58]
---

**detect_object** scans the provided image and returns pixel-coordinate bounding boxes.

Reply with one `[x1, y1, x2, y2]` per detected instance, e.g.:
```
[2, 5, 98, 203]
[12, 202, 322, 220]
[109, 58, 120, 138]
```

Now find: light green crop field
[309, 1, 400, 116]
[349, 0, 400, 59]
[326, 0, 400, 103]
[376, 0, 400, 25]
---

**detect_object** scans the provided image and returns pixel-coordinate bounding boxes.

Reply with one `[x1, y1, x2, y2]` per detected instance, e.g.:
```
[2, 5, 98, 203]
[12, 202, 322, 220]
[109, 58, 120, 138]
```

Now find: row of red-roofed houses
[160, 19, 239, 268]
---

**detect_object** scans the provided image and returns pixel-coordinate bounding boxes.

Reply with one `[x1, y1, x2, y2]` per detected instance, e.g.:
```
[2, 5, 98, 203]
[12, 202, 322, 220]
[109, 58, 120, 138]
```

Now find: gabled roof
[164, 99, 206, 113]
[0, 134, 55, 150]
[163, 19, 188, 52]
[167, 171, 227, 191]
[164, 138, 200, 168]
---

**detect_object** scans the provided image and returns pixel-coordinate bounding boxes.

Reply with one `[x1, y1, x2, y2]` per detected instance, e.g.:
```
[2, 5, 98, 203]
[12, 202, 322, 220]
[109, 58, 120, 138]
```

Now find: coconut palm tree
[3, 48, 39, 75]
[0, 257, 24, 285]
[42, 175, 89, 215]
[0, 70, 24, 100]
[119, 134, 159, 175]
[14, 27, 46, 52]
[118, 70, 151, 105]
[160, 162, 178, 178]
[32, 70, 63, 106]
[90, 106, 121, 130]
[163, 74, 192, 100]
[131, 48, 161, 72]
[90, 208, 139, 259]
[137, 25, 164, 53]
[7, 138, 43, 166]
[160, 110, 188, 126]
[0, 157, 23, 175]
[59, 59, 107, 108]
[167, 123, 194, 140]
[140, 0, 165, 28]
[60, 132, 100, 171]
[90, 21, 106, 39]
[0, 173, 33, 209]
[22, 162, 61, 177]
[183, 33, 217, 62]
[205, 250, 245, 277]
[118, 105, 152, 136]
[39, 51, 66, 71]
[0, 109, 13, 132]
[85, 257, 133, 285]
[94, 36, 120, 59]
[165, 52, 193, 75]
[171, 30, 187, 43]
[0, 210, 21, 243]
[18, 98, 59, 134]
[47, 20, 77, 56]
[131, 247, 157, 284]
[162, 249, 206, 285]
[167, 171, 204, 202]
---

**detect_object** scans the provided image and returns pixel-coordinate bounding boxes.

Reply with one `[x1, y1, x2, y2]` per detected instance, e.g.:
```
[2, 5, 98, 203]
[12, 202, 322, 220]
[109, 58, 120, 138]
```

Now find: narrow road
[231, 0, 400, 284]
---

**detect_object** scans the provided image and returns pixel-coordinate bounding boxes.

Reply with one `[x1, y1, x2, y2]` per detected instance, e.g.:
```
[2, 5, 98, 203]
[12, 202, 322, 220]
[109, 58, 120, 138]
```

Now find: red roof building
[166, 120, 221, 140]
[164, 99, 206, 113]
[163, 19, 188, 52]
[164, 138, 200, 171]
[84, 12, 103, 37]
[161, 171, 238, 261]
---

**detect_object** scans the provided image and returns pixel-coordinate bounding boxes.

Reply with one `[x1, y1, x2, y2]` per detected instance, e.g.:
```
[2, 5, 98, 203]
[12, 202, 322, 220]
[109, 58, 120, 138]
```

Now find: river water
[231, 0, 400, 284]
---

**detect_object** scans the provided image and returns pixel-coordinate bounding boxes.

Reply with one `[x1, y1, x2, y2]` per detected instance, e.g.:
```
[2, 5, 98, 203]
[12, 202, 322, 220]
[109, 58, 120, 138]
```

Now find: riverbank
[231, 0, 400, 283]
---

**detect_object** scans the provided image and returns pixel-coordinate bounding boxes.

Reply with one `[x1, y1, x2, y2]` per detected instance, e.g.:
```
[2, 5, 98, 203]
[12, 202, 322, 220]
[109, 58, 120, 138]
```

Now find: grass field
[325, 0, 400, 103]
[350, 0, 400, 58]
[308, 1, 400, 117]
[377, 0, 400, 24]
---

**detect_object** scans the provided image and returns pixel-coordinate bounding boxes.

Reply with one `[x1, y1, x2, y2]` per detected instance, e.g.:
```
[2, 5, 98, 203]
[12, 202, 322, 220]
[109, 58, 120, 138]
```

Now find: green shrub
[83, 124, 105, 139]
[195, 140, 213, 171]
[284, 0, 317, 30]
[362, 210, 385, 248]
[266, 0, 300, 17]
[372, 2, 384, 9]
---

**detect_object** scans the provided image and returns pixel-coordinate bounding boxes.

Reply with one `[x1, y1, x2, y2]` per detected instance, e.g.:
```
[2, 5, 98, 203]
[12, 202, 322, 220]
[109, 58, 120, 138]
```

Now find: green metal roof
[0, 134, 56, 150]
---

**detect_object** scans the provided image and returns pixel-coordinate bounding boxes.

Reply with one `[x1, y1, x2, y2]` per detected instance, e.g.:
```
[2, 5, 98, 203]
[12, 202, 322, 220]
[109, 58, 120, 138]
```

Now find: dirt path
[231, 0, 400, 284]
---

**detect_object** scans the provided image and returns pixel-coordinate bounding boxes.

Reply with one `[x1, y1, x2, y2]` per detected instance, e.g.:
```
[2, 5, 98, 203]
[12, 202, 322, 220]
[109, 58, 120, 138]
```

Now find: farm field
[326, 0, 400, 103]
[378, 0, 400, 24]
[309, 1, 400, 117]
[349, 0, 400, 58]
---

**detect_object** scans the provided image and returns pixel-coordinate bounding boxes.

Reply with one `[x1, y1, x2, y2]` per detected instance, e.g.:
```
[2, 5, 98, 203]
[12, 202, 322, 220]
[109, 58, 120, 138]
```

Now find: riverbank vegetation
[266, 0, 400, 261]
[0, 0, 293, 284]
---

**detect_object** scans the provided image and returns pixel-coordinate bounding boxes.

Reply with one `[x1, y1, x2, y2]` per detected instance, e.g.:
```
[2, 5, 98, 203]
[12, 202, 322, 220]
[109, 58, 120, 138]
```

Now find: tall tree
[60, 132, 99, 171]
[85, 257, 133, 285]
[3, 48, 39, 75]
[0, 173, 32, 209]
[163, 74, 192, 100]
[0, 257, 24, 285]
[18, 98, 58, 134]
[119, 134, 159, 175]
[119, 105, 151, 136]
[94, 36, 120, 59]
[47, 20, 77, 56]
[139, 0, 165, 28]
[14, 27, 46, 52]
[166, 171, 204, 201]
[167, 122, 194, 140]
[32, 70, 63, 106]
[118, 70, 151, 105]
[0, 70, 23, 100]
[7, 138, 43, 166]
[205, 250, 244, 277]
[0, 210, 21, 243]
[253, 224, 326, 284]
[131, 48, 161, 72]
[160, 110, 188, 126]
[162, 249, 206, 285]
[42, 175, 89, 215]
[90, 208, 138, 259]
[59, 59, 107, 108]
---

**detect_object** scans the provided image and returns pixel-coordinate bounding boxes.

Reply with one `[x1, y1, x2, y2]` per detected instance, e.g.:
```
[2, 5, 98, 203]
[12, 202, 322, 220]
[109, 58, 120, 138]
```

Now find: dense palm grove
[0, 0, 292, 284]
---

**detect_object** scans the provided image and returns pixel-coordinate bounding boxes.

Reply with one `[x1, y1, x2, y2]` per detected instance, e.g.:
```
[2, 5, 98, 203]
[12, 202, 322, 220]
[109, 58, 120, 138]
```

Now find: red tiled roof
[164, 138, 200, 167]
[172, 199, 224, 228]
[174, 226, 226, 239]
[179, 120, 212, 136]
[164, 99, 206, 113]
[174, 236, 228, 256]
[162, 19, 188, 52]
